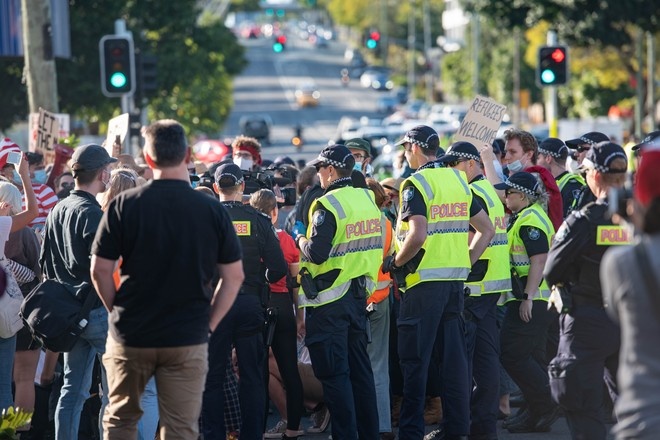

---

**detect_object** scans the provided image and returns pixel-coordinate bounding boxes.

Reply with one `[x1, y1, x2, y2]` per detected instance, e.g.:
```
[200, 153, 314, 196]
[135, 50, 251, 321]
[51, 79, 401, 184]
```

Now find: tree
[0, 60, 28, 131]
[50, 0, 245, 135]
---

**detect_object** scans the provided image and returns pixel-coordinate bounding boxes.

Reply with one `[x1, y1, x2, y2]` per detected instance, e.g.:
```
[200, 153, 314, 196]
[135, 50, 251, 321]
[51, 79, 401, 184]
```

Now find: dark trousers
[202, 294, 266, 440]
[269, 292, 304, 431]
[465, 293, 500, 436]
[500, 300, 555, 415]
[549, 305, 619, 440]
[398, 281, 470, 439]
[305, 281, 379, 440]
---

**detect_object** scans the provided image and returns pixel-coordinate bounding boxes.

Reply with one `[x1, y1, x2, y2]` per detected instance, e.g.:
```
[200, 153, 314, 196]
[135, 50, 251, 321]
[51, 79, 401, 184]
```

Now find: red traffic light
[276, 35, 287, 44]
[551, 48, 565, 63]
[370, 31, 380, 41]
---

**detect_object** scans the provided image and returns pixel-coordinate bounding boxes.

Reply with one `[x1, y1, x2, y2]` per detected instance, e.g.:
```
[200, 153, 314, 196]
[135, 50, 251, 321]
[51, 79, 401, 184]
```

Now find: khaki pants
[102, 336, 208, 440]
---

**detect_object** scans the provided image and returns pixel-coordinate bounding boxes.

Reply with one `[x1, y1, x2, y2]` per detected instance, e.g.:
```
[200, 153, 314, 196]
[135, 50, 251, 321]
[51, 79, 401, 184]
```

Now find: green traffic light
[273, 43, 284, 53]
[366, 39, 377, 49]
[110, 72, 127, 88]
[541, 69, 556, 84]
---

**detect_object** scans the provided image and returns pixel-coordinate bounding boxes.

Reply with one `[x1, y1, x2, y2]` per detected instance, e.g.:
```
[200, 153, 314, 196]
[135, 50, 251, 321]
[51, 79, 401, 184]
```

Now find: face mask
[507, 160, 523, 173]
[101, 172, 111, 192]
[365, 163, 373, 176]
[12, 170, 21, 185]
[33, 169, 47, 184]
[234, 157, 253, 170]
[353, 161, 363, 172]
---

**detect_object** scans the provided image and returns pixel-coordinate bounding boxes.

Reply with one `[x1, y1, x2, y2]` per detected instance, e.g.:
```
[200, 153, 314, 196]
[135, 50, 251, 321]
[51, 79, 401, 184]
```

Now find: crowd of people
[0, 121, 659, 440]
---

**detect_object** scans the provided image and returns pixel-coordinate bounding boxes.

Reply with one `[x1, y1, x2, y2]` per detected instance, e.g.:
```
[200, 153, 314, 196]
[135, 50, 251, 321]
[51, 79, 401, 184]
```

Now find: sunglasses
[505, 189, 522, 197]
[576, 146, 591, 153]
[314, 163, 330, 171]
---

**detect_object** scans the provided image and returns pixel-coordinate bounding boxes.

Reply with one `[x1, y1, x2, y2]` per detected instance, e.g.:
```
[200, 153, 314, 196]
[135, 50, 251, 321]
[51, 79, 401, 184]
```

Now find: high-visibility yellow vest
[499, 203, 555, 305]
[556, 172, 585, 192]
[299, 187, 383, 308]
[467, 179, 511, 296]
[395, 168, 472, 290]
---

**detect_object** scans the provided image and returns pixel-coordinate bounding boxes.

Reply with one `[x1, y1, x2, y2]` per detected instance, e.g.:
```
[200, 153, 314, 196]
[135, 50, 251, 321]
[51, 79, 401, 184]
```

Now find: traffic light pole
[114, 19, 139, 155]
[546, 31, 558, 138]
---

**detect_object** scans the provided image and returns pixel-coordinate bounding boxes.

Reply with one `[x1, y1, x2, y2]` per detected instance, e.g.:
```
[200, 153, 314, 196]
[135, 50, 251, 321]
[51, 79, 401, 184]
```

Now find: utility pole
[22, 0, 59, 113]
[472, 12, 480, 95]
[634, 28, 643, 137]
[647, 32, 655, 130]
[546, 31, 558, 137]
[422, 0, 432, 102]
[407, 0, 415, 97]
[513, 28, 521, 127]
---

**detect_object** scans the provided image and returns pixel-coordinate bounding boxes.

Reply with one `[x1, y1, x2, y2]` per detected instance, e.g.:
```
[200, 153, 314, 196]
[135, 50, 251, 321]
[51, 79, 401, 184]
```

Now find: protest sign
[105, 113, 130, 157]
[454, 95, 507, 146]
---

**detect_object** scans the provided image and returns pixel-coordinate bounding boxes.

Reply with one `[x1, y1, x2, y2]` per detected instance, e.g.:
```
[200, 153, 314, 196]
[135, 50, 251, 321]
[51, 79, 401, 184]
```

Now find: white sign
[454, 95, 507, 147]
[105, 113, 130, 157]
[29, 111, 70, 153]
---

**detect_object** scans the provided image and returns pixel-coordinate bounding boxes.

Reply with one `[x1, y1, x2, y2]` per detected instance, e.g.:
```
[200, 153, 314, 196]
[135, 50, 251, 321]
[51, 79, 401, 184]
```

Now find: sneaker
[265, 419, 288, 438]
[307, 404, 331, 433]
[423, 428, 444, 440]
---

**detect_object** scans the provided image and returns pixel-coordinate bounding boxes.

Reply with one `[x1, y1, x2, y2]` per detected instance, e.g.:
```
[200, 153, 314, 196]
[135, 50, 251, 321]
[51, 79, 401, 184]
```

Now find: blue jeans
[55, 306, 109, 440]
[137, 377, 159, 440]
[366, 298, 391, 433]
[0, 335, 16, 411]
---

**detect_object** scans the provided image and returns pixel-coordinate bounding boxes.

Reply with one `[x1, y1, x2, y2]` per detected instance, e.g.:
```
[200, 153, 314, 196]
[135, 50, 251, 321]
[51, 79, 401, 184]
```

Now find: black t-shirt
[92, 179, 242, 348]
[40, 190, 104, 309]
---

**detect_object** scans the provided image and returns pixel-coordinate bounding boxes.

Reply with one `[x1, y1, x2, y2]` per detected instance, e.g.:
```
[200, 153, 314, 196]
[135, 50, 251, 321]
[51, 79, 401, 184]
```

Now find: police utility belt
[548, 283, 603, 314]
[297, 269, 366, 301]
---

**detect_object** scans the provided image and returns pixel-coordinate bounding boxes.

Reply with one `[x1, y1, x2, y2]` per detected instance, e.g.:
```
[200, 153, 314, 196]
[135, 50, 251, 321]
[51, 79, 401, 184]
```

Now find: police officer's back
[202, 163, 287, 440]
[545, 142, 630, 440]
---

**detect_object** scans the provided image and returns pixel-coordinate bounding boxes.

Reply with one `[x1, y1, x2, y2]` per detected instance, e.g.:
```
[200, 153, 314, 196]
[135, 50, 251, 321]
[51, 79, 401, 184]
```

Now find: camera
[607, 173, 633, 220]
[242, 166, 297, 207]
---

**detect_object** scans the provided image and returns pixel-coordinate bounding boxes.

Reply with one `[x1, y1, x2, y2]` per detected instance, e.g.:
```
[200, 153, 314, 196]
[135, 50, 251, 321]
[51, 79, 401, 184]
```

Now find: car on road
[360, 67, 394, 91]
[239, 114, 272, 144]
[295, 82, 321, 107]
[377, 95, 398, 114]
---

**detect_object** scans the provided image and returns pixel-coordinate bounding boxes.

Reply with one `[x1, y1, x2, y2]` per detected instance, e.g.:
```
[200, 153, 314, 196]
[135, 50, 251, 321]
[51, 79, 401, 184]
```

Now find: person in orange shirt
[365, 178, 395, 440]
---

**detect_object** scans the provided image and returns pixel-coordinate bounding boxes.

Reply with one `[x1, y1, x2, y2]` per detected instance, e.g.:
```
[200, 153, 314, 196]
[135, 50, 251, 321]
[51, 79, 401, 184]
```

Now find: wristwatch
[521, 293, 529, 300]
[295, 234, 305, 249]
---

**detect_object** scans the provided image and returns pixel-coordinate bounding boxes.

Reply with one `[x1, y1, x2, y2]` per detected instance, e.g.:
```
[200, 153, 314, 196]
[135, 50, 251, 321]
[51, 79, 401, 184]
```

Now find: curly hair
[504, 128, 539, 164]
[527, 172, 550, 213]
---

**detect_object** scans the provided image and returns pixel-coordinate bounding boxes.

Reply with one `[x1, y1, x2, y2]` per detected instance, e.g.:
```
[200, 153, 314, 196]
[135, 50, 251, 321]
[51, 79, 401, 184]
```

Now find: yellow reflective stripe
[596, 225, 632, 245]
[428, 220, 470, 235]
[299, 280, 352, 307]
[324, 194, 346, 219]
[471, 183, 495, 208]
[490, 232, 508, 247]
[452, 168, 471, 195]
[405, 267, 470, 286]
[411, 173, 434, 200]
[329, 236, 384, 257]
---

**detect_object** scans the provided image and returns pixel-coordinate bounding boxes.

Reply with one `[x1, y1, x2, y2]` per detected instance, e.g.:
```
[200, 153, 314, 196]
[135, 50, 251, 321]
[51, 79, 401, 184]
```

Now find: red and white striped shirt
[22, 183, 58, 228]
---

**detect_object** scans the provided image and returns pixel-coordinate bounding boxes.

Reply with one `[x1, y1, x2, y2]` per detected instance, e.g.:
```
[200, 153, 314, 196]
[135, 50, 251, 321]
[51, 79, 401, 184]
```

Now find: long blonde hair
[101, 168, 141, 211]
[0, 181, 23, 215]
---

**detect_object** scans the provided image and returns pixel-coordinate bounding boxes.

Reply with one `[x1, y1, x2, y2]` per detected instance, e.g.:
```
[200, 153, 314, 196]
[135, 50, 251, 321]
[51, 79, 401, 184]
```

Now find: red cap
[0, 138, 21, 169]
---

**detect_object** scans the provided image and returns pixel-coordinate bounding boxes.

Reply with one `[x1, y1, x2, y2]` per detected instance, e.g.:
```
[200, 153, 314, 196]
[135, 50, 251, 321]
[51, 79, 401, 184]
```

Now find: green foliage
[53, 0, 246, 135]
[0, 60, 28, 131]
[0, 407, 33, 439]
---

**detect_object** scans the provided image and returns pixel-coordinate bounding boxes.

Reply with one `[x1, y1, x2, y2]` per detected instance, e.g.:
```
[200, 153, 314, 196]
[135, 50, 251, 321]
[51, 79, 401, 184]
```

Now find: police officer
[385, 126, 494, 440]
[296, 144, 382, 440]
[565, 131, 610, 211]
[494, 172, 558, 434]
[537, 138, 585, 219]
[437, 141, 511, 440]
[202, 163, 287, 440]
[544, 142, 630, 440]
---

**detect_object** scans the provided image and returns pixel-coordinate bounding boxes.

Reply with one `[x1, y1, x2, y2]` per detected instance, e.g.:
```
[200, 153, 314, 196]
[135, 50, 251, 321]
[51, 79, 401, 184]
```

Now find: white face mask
[492, 160, 505, 180]
[507, 159, 524, 173]
[353, 161, 363, 172]
[234, 157, 253, 171]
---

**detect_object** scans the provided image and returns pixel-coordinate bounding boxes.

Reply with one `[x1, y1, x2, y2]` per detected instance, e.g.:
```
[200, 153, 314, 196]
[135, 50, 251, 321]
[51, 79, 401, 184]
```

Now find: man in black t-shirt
[91, 119, 244, 440]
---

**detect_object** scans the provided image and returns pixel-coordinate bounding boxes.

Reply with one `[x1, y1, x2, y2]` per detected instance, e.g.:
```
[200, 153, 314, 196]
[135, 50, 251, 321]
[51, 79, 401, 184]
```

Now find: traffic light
[537, 46, 568, 86]
[273, 35, 287, 53]
[136, 52, 158, 100]
[100, 35, 136, 97]
[366, 31, 380, 50]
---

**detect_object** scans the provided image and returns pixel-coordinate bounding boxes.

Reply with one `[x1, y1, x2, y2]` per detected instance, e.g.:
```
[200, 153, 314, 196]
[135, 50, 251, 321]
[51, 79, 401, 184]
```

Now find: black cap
[274, 155, 295, 166]
[565, 132, 609, 148]
[308, 144, 355, 170]
[214, 163, 244, 188]
[579, 142, 627, 173]
[395, 125, 440, 151]
[71, 144, 117, 172]
[538, 138, 569, 159]
[632, 131, 660, 151]
[494, 171, 540, 197]
[436, 141, 481, 164]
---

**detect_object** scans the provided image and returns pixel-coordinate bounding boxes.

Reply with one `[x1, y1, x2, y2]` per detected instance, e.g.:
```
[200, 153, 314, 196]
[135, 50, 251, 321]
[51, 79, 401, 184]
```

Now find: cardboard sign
[454, 95, 507, 146]
[29, 112, 70, 153]
[105, 114, 130, 157]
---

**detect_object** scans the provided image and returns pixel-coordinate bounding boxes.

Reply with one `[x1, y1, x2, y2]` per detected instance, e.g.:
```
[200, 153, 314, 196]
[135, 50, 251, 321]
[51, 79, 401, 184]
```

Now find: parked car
[239, 114, 272, 144]
[295, 82, 321, 107]
[360, 67, 393, 90]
